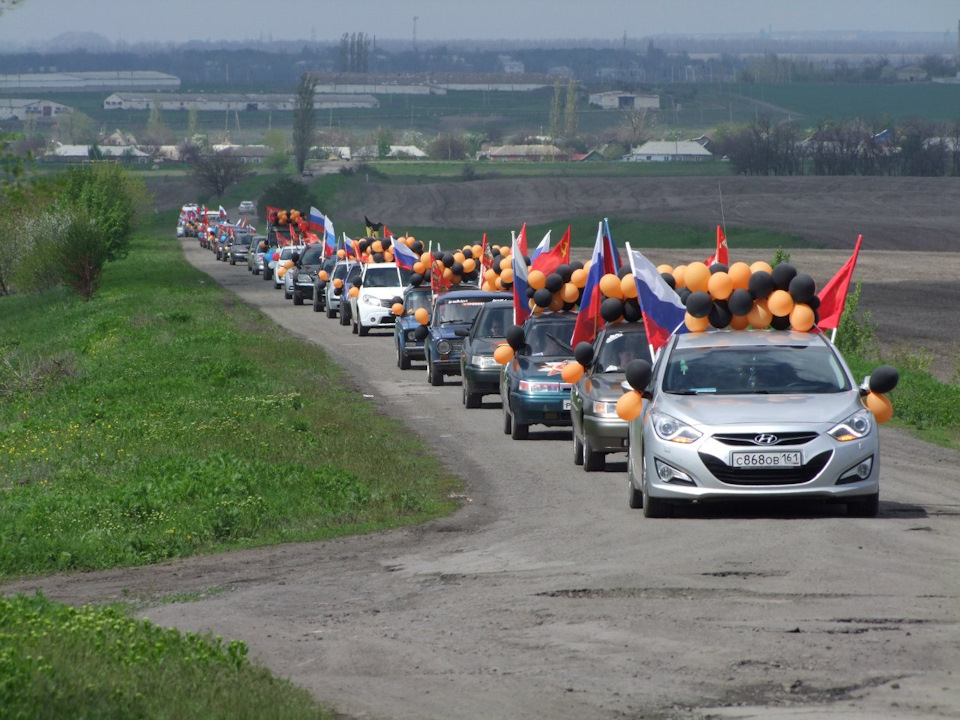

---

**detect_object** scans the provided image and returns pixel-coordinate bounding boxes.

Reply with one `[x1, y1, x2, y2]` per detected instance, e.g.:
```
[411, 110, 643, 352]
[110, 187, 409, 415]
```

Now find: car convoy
[182, 208, 892, 519]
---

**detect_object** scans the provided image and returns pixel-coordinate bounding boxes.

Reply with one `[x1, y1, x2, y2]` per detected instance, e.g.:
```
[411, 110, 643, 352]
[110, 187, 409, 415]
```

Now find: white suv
[349, 262, 411, 336]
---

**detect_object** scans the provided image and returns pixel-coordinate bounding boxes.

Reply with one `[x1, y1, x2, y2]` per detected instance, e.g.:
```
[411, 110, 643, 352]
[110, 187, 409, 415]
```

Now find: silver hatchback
[627, 330, 880, 518]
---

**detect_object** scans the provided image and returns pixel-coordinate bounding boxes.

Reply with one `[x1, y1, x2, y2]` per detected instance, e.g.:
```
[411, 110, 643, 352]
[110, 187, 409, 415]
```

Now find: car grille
[449, 339, 464, 354]
[712, 431, 819, 447]
[699, 450, 832, 485]
[379, 298, 396, 308]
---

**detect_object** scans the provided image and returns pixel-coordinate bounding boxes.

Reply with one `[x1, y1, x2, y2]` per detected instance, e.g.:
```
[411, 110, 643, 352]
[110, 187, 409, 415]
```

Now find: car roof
[523, 311, 578, 325]
[597, 322, 648, 337]
[434, 289, 506, 303]
[673, 328, 828, 350]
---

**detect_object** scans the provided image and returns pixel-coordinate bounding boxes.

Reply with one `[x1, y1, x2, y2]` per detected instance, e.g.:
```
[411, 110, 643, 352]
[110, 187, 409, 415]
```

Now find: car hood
[398, 316, 420, 330]
[581, 371, 626, 400]
[358, 287, 403, 299]
[430, 324, 470, 339]
[511, 354, 576, 379]
[661, 391, 862, 428]
[468, 338, 504, 355]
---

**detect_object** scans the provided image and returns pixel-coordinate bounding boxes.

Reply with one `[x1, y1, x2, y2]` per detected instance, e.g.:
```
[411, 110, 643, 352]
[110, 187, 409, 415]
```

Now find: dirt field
[4, 175, 959, 720]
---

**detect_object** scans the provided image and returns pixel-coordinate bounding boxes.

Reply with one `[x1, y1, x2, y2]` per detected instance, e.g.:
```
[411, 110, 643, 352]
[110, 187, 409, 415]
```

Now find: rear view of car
[460, 300, 513, 407]
[627, 330, 880, 518]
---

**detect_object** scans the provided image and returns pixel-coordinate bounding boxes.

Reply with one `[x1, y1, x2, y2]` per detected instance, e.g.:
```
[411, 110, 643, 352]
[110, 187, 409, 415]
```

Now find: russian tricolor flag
[308, 206, 325, 234]
[323, 215, 336, 256]
[626, 245, 689, 352]
[571, 222, 607, 347]
[393, 239, 418, 271]
[512, 231, 530, 325]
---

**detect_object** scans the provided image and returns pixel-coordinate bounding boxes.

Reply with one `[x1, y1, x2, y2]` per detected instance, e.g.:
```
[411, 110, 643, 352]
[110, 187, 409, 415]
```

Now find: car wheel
[294, 292, 304, 306]
[502, 409, 512, 435]
[284, 289, 292, 300]
[230, 257, 235, 265]
[263, 268, 272, 282]
[351, 317, 358, 334]
[312, 297, 322, 312]
[847, 492, 880, 517]
[511, 419, 529, 440]
[642, 479, 673, 518]
[428, 360, 443, 386]
[398, 346, 411, 370]
[326, 303, 336, 319]
[583, 437, 605, 472]
[628, 477, 644, 509]
[573, 431, 584, 466]
[358, 320, 369, 337]
[464, 384, 481, 409]
[339, 308, 349, 326]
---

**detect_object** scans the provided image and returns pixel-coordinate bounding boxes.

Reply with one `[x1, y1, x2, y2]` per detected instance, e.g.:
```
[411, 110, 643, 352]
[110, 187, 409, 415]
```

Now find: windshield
[299, 246, 324, 265]
[523, 318, 575, 356]
[434, 299, 489, 326]
[663, 344, 851, 395]
[346, 265, 362, 284]
[595, 331, 652, 372]
[362, 266, 402, 288]
[404, 291, 433, 315]
[473, 305, 513, 338]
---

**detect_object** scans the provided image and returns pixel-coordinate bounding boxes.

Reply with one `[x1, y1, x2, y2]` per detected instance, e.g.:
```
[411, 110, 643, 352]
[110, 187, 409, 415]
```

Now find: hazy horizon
[0, 0, 957, 48]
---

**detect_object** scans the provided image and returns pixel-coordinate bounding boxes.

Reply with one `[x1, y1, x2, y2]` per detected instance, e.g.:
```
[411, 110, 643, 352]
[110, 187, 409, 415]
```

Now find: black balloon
[600, 297, 624, 322]
[412, 241, 424, 254]
[523, 255, 531, 266]
[617, 265, 632, 279]
[451, 261, 464, 275]
[708, 301, 732, 329]
[660, 272, 676, 289]
[526, 286, 536, 298]
[770, 314, 791, 330]
[533, 288, 554, 308]
[574, 342, 595, 366]
[491, 255, 503, 273]
[556, 264, 573, 282]
[442, 253, 455, 268]
[685, 290, 712, 318]
[788, 273, 816, 304]
[808, 295, 821, 310]
[381, 237, 392, 250]
[545, 273, 564, 293]
[409, 272, 423, 287]
[748, 271, 775, 299]
[506, 325, 525, 351]
[317, 279, 327, 290]
[462, 248, 473, 259]
[772, 263, 797, 290]
[728, 288, 754, 316]
[432, 250, 444, 261]
[359, 240, 370, 253]
[625, 359, 652, 392]
[569, 260, 584, 271]
[372, 252, 384, 263]
[414, 325, 429, 341]
[678, 287, 692, 304]
[623, 298, 642, 322]
[709, 263, 729, 274]
[869, 365, 899, 394]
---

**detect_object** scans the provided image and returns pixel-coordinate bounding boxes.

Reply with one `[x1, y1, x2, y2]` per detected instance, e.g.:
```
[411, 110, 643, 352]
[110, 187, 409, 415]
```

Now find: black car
[424, 290, 509, 386]
[228, 236, 252, 266]
[289, 244, 328, 306]
[311, 256, 338, 312]
[459, 300, 514, 408]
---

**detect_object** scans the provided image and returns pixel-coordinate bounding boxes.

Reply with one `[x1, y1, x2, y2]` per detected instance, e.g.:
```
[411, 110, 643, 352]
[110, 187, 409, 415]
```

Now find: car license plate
[562, 399, 571, 410]
[731, 451, 802, 468]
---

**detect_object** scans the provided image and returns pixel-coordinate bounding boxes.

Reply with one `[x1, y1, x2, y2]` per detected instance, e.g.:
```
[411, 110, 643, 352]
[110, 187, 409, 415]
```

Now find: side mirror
[454, 328, 470, 337]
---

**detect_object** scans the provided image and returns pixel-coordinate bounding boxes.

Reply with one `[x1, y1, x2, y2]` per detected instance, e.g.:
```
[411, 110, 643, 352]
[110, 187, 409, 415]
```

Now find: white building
[0, 98, 72, 121]
[45, 143, 151, 163]
[0, 71, 179, 92]
[103, 92, 379, 112]
[623, 141, 713, 162]
[588, 91, 660, 110]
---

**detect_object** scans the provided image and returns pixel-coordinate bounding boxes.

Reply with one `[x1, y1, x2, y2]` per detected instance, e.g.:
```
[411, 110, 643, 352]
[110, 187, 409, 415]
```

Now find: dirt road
[4, 231, 959, 719]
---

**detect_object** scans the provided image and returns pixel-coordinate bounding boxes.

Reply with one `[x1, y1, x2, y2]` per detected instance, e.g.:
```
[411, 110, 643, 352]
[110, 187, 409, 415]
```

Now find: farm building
[0, 98, 72, 121]
[623, 141, 713, 162]
[354, 145, 428, 159]
[588, 91, 660, 110]
[103, 92, 378, 112]
[44, 143, 151, 163]
[482, 144, 568, 162]
[0, 71, 179, 92]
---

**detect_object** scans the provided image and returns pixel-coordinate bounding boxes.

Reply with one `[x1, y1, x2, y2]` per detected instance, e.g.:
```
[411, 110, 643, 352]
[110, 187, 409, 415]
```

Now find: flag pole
[626, 242, 657, 362]
[719, 183, 727, 238]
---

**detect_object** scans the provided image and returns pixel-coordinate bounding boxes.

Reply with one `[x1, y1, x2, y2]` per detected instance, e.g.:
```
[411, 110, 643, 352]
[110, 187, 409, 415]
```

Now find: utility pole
[413, 16, 418, 53]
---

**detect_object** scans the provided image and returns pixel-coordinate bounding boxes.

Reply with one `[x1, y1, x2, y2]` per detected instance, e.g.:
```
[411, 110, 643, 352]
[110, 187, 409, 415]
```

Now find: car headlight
[651, 412, 701, 444]
[406, 330, 418, 341]
[829, 408, 873, 442]
[470, 355, 498, 368]
[361, 294, 381, 306]
[436, 339, 452, 355]
[518, 380, 570, 393]
[591, 400, 620, 418]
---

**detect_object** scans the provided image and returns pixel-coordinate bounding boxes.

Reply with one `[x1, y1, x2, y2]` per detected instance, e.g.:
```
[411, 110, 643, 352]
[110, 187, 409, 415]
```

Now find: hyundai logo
[754, 434, 778, 445]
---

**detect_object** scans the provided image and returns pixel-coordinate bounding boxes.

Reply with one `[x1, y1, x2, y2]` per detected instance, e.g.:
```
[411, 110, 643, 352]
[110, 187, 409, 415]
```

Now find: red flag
[531, 226, 571, 276]
[817, 235, 862, 330]
[383, 225, 394, 239]
[431, 259, 451, 294]
[266, 206, 280, 224]
[570, 223, 606, 347]
[706, 225, 729, 266]
[516, 223, 528, 258]
[289, 224, 298, 244]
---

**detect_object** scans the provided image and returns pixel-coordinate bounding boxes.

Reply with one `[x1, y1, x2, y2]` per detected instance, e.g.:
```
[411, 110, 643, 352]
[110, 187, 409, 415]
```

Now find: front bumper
[463, 364, 502, 394]
[294, 282, 314, 299]
[357, 305, 396, 328]
[583, 414, 629, 453]
[509, 391, 573, 427]
[642, 429, 879, 503]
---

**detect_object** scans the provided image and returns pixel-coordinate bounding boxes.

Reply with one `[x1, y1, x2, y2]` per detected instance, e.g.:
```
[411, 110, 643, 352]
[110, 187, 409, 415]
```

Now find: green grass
[0, 214, 459, 580]
[0, 592, 331, 719]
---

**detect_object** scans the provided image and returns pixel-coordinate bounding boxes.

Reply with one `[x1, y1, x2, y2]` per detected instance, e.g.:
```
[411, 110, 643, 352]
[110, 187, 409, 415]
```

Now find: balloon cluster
[407, 241, 492, 289]
[491, 325, 527, 366]
[864, 365, 899, 424]
[660, 260, 821, 333]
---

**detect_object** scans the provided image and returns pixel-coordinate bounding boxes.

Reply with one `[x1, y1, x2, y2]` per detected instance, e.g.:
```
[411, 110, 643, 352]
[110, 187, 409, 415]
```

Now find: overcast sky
[0, 0, 957, 46]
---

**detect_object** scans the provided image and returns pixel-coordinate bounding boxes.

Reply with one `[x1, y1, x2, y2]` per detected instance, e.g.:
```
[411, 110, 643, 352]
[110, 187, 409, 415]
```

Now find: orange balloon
[767, 289, 795, 317]
[750, 260, 773, 275]
[383, 250, 394, 262]
[656, 264, 674, 275]
[318, 270, 329, 282]
[471, 244, 483, 257]
[500, 267, 514, 284]
[337, 249, 346, 259]
[372, 240, 383, 253]
[616, 391, 644, 422]
[549, 293, 564, 311]
[865, 391, 893, 423]
[443, 267, 454, 281]
[485, 268, 497, 284]
[454, 251, 465, 264]
[728, 262, 752, 290]
[420, 251, 432, 264]
[415, 308, 429, 325]
[561, 282, 580, 303]
[620, 273, 638, 299]
[494, 344, 514, 365]
[407, 235, 416, 245]
[561, 361, 585, 384]
[499, 256, 512, 271]
[413, 261, 426, 275]
[462, 258, 476, 273]
[672, 265, 687, 288]
[392, 302, 404, 316]
[528, 269, 547, 290]
[685, 262, 710, 293]
[348, 286, 359, 297]
[333, 278, 344, 289]
[570, 268, 588, 288]
[707, 271, 733, 300]
[494, 277, 504, 291]
[730, 314, 751, 330]
[685, 312, 710, 332]
[599, 273, 624, 299]
[790, 303, 815, 332]
[747, 301, 772, 328]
